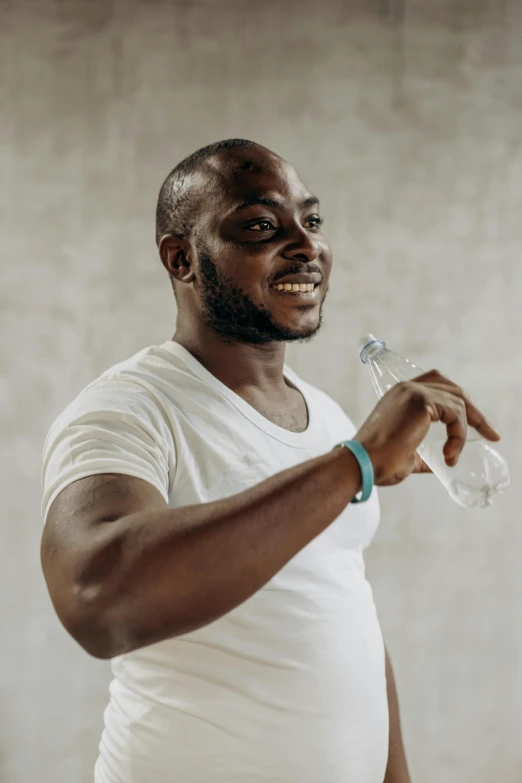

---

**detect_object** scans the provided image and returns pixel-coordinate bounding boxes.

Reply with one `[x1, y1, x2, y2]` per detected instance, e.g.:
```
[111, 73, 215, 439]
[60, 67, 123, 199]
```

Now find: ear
[159, 234, 196, 285]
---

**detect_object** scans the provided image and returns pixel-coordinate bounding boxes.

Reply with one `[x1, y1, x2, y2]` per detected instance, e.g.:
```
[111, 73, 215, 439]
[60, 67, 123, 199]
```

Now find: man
[41, 139, 499, 783]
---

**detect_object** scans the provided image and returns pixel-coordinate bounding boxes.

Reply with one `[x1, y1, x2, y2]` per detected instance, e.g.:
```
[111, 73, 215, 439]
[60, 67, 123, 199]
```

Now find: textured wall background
[1, 1, 520, 781]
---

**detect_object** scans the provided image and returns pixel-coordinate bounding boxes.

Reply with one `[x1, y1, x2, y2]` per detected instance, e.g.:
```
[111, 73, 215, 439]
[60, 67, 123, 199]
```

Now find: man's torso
[42, 341, 388, 783]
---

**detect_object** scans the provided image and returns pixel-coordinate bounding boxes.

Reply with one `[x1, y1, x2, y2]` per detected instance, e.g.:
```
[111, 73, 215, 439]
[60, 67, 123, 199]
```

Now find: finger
[425, 393, 467, 465]
[428, 381, 500, 440]
[415, 374, 501, 442]
[413, 454, 432, 474]
[465, 406, 501, 442]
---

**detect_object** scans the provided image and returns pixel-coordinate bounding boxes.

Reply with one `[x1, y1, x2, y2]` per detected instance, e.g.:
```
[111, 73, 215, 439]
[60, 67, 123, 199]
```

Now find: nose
[281, 224, 320, 263]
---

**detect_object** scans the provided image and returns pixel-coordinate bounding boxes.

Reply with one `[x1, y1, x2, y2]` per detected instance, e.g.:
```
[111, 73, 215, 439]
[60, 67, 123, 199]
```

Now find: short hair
[155, 139, 261, 245]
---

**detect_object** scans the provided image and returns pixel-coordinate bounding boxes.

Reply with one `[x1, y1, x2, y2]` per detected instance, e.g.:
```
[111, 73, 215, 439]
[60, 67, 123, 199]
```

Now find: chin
[277, 316, 323, 343]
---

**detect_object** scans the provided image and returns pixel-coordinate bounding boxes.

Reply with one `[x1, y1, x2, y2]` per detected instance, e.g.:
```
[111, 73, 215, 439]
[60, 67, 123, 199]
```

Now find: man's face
[188, 149, 333, 344]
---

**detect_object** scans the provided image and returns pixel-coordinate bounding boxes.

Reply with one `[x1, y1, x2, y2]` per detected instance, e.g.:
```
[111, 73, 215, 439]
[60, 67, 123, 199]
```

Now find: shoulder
[43, 345, 178, 453]
[41, 347, 180, 521]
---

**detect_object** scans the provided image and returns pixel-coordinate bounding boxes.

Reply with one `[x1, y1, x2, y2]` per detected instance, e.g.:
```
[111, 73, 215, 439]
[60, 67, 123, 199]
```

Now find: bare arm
[42, 446, 362, 658]
[41, 375, 499, 659]
[384, 648, 411, 783]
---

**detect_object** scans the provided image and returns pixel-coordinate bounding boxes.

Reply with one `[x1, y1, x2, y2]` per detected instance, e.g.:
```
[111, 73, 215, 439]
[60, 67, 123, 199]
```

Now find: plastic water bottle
[359, 335, 509, 509]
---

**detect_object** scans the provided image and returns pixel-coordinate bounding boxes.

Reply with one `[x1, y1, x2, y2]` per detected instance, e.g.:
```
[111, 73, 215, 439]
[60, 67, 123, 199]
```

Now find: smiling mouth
[271, 283, 318, 294]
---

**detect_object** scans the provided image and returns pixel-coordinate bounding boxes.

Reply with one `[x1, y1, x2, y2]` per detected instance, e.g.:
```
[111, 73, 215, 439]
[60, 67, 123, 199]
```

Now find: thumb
[414, 453, 432, 474]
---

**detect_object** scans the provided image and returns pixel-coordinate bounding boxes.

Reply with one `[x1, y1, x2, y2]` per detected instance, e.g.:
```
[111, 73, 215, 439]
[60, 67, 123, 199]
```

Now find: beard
[197, 246, 325, 345]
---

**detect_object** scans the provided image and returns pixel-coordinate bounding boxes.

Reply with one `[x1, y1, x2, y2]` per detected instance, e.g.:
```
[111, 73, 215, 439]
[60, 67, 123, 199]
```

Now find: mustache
[271, 263, 323, 283]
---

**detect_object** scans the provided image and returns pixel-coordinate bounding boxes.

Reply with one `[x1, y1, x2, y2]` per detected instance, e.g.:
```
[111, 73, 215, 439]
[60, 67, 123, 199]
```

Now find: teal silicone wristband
[338, 440, 375, 504]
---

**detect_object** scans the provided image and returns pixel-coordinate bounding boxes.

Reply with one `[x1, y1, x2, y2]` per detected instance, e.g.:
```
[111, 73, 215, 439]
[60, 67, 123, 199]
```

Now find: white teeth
[272, 282, 316, 293]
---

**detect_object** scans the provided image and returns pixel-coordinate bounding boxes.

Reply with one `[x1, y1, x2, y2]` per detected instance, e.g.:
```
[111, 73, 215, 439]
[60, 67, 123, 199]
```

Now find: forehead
[203, 149, 314, 210]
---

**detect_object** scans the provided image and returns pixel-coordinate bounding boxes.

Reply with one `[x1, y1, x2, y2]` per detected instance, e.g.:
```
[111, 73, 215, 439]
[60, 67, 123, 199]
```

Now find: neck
[172, 318, 288, 396]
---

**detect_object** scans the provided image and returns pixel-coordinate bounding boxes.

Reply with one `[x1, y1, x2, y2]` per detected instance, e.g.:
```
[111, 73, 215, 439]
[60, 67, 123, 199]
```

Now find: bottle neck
[360, 339, 387, 364]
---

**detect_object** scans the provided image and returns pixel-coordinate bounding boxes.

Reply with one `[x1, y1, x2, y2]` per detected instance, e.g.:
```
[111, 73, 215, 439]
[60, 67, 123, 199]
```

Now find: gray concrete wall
[1, 1, 520, 781]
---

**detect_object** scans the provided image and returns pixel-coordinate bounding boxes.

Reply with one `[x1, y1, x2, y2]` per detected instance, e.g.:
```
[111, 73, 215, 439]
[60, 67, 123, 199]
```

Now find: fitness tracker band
[337, 440, 375, 504]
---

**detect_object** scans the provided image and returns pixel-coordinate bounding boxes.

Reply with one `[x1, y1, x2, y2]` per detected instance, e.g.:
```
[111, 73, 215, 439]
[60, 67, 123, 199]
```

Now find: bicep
[45, 470, 168, 531]
[41, 380, 174, 594]
[41, 473, 167, 634]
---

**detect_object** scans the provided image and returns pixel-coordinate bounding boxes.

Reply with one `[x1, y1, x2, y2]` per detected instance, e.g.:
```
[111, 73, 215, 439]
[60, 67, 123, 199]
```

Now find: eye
[245, 220, 276, 232]
[305, 216, 324, 230]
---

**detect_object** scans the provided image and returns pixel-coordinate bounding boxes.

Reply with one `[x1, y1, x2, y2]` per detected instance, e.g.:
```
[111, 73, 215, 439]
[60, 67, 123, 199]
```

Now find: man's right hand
[355, 372, 501, 487]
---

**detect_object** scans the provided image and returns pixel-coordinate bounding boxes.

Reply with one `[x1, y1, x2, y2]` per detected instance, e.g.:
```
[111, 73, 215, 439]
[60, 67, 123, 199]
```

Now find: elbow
[58, 581, 131, 660]
[42, 526, 138, 659]
[77, 635, 117, 661]
[64, 539, 135, 658]
[66, 581, 196, 657]
[68, 612, 120, 660]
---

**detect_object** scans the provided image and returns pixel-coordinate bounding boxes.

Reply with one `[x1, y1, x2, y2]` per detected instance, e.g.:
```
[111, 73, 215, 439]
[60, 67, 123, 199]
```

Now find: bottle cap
[358, 334, 385, 364]
[358, 334, 379, 354]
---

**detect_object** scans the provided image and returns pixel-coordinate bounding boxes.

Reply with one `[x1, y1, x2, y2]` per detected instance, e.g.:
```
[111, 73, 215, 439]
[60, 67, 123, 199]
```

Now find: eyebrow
[233, 195, 320, 212]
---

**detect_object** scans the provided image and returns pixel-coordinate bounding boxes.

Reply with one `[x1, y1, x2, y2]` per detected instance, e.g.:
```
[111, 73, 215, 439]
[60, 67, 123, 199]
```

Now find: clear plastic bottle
[358, 335, 510, 509]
